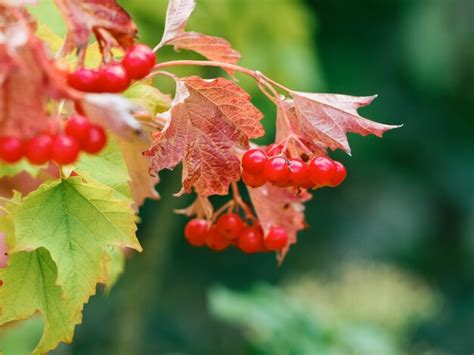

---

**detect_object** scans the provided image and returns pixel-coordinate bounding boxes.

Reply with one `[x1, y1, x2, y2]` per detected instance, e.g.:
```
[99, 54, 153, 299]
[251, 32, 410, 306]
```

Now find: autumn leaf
[168, 32, 241, 65]
[0, 10, 77, 139]
[116, 134, 160, 209]
[81, 94, 142, 137]
[146, 76, 263, 197]
[289, 92, 401, 155]
[54, 0, 137, 57]
[175, 195, 213, 220]
[157, 0, 241, 67]
[158, 0, 196, 47]
[248, 184, 311, 262]
[0, 0, 36, 6]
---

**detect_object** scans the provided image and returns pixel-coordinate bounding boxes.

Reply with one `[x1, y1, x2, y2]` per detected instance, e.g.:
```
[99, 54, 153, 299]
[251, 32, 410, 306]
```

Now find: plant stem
[152, 60, 292, 93]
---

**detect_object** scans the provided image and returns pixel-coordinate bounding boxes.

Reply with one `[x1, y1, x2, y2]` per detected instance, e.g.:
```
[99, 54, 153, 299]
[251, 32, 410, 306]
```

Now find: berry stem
[231, 182, 254, 221]
[151, 60, 292, 93]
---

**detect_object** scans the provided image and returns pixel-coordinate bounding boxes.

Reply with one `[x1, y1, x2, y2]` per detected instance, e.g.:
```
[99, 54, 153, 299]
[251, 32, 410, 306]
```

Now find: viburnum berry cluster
[67, 44, 156, 93]
[185, 212, 289, 254]
[0, 115, 107, 165]
[0, 0, 399, 353]
[241, 145, 346, 189]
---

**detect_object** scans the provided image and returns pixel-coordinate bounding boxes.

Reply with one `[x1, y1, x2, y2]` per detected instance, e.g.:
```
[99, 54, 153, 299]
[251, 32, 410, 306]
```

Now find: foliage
[209, 261, 440, 355]
[0, 0, 400, 352]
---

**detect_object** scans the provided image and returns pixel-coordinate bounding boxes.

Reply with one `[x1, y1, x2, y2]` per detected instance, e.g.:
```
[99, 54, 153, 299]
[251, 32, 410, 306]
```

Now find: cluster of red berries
[67, 44, 156, 93]
[184, 213, 289, 254]
[0, 115, 106, 165]
[241, 144, 347, 189]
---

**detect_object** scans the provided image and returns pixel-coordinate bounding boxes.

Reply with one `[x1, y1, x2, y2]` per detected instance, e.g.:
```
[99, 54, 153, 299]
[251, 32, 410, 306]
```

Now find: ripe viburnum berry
[308, 156, 336, 187]
[206, 226, 231, 251]
[65, 115, 91, 142]
[330, 161, 347, 187]
[82, 125, 107, 154]
[98, 63, 130, 93]
[0, 137, 24, 163]
[264, 226, 289, 251]
[242, 149, 267, 174]
[287, 159, 309, 187]
[52, 135, 80, 165]
[216, 213, 245, 240]
[237, 226, 265, 253]
[122, 44, 156, 80]
[242, 170, 267, 188]
[25, 134, 53, 165]
[184, 219, 208, 246]
[67, 68, 100, 92]
[264, 156, 290, 185]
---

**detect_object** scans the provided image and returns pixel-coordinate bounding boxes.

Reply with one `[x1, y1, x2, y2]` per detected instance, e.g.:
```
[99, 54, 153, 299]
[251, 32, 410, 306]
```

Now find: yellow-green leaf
[0, 249, 78, 355]
[8, 177, 141, 319]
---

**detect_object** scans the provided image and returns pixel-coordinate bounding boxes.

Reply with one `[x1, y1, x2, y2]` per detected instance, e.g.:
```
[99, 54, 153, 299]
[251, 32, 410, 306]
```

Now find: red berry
[264, 226, 289, 251]
[216, 213, 244, 240]
[98, 63, 130, 93]
[206, 226, 231, 251]
[242, 149, 267, 175]
[330, 161, 347, 187]
[264, 156, 290, 185]
[308, 156, 337, 187]
[237, 226, 265, 253]
[67, 68, 100, 92]
[52, 135, 80, 165]
[266, 143, 284, 157]
[300, 172, 315, 189]
[288, 159, 309, 187]
[25, 134, 53, 165]
[122, 45, 156, 80]
[242, 170, 266, 188]
[65, 115, 91, 142]
[184, 219, 208, 246]
[82, 125, 107, 154]
[0, 137, 24, 163]
[129, 44, 156, 65]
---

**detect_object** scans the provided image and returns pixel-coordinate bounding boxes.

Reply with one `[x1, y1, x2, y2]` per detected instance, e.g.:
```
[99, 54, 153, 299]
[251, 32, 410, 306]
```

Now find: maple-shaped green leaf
[8, 177, 141, 311]
[75, 138, 132, 202]
[0, 160, 40, 179]
[0, 248, 79, 354]
[104, 246, 125, 294]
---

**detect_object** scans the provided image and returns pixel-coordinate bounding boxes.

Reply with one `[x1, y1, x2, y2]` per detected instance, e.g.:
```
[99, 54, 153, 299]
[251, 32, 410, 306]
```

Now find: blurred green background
[6, 0, 474, 354]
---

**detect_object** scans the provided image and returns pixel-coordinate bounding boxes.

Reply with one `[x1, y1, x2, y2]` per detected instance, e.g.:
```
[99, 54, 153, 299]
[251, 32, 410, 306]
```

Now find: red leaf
[145, 76, 264, 197]
[290, 92, 401, 154]
[248, 184, 311, 262]
[168, 32, 241, 65]
[159, 0, 196, 47]
[54, 0, 137, 55]
[158, 0, 241, 68]
[0, 12, 76, 139]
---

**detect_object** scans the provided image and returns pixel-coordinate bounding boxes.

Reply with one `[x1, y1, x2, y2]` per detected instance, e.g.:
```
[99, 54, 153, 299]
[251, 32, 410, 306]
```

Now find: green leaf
[75, 138, 132, 201]
[123, 83, 171, 117]
[104, 246, 125, 294]
[8, 177, 141, 318]
[0, 160, 41, 179]
[0, 249, 79, 355]
[0, 316, 44, 355]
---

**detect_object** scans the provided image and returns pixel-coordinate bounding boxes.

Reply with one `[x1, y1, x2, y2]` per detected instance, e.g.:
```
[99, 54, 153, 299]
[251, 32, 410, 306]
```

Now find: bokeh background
[4, 0, 474, 354]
